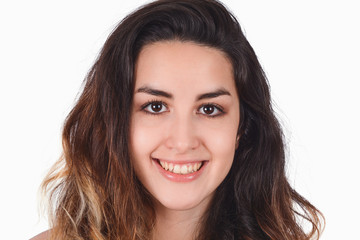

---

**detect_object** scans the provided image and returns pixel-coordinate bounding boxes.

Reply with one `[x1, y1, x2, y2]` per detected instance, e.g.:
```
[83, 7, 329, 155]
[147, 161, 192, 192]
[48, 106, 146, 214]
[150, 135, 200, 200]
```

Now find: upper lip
[151, 157, 206, 164]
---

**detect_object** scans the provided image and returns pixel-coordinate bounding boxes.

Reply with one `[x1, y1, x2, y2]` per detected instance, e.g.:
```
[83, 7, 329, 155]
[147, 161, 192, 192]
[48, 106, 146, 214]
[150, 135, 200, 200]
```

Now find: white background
[0, 1, 359, 239]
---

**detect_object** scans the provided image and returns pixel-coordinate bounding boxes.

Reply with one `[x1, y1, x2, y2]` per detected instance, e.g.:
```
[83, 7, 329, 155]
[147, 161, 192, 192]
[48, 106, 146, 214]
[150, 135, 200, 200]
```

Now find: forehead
[134, 41, 235, 94]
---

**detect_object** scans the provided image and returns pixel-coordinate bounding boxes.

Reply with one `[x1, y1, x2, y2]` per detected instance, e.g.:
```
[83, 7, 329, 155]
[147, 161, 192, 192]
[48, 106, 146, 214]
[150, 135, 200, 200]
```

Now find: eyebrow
[197, 88, 231, 100]
[136, 86, 173, 98]
[135, 86, 231, 100]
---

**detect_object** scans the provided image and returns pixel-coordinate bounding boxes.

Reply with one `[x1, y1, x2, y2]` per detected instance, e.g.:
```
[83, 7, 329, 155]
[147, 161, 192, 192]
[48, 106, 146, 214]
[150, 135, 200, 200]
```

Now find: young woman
[33, 0, 324, 239]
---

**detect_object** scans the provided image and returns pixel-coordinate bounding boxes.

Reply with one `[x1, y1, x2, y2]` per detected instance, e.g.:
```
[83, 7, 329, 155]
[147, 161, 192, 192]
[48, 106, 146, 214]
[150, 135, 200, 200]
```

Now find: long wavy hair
[42, 0, 324, 239]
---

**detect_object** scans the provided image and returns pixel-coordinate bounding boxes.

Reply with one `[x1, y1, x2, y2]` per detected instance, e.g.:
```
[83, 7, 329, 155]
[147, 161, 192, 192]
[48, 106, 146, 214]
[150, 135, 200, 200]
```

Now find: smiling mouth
[154, 159, 204, 175]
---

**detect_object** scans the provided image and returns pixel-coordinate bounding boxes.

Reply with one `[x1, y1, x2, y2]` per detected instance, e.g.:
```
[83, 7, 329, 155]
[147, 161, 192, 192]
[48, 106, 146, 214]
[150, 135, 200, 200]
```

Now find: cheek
[210, 130, 237, 162]
[202, 116, 238, 151]
[201, 119, 238, 168]
[130, 121, 154, 184]
[130, 117, 163, 164]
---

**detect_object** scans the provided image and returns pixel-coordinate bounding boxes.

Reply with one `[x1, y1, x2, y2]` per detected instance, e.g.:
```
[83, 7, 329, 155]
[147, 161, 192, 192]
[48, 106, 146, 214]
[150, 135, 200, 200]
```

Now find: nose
[165, 115, 200, 153]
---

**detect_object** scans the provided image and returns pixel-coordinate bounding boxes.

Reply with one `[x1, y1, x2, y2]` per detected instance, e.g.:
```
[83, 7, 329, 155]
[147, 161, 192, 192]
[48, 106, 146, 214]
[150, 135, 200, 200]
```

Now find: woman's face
[130, 41, 240, 212]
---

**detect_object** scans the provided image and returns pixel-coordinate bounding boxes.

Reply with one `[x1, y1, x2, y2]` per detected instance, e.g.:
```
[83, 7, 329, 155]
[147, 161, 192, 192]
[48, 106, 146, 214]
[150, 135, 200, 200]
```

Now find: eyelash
[140, 100, 225, 117]
[140, 100, 169, 115]
[198, 102, 225, 118]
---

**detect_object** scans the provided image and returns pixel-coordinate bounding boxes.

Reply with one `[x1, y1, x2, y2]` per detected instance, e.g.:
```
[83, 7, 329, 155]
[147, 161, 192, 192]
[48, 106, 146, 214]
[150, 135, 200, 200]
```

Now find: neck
[152, 199, 210, 240]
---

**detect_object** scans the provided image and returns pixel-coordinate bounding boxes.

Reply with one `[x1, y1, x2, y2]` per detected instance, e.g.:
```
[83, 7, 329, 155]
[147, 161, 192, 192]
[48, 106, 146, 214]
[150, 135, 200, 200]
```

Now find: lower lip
[152, 158, 207, 183]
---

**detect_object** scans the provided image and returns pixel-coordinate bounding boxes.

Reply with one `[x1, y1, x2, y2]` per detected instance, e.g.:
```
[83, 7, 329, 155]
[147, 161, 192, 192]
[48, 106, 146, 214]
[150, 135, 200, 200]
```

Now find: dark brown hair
[42, 0, 324, 239]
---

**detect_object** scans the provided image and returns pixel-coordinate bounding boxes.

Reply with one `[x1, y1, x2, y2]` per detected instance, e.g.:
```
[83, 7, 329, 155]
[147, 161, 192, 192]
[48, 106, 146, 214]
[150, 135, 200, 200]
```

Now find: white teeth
[195, 163, 201, 170]
[194, 163, 199, 171]
[169, 163, 174, 171]
[158, 160, 203, 175]
[180, 165, 188, 174]
[173, 165, 181, 174]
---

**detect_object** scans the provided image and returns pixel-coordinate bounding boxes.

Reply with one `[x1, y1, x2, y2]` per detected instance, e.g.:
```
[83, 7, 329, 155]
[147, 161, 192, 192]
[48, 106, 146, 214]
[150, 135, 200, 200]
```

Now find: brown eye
[142, 101, 168, 114]
[151, 103, 163, 112]
[203, 105, 215, 114]
[198, 104, 223, 117]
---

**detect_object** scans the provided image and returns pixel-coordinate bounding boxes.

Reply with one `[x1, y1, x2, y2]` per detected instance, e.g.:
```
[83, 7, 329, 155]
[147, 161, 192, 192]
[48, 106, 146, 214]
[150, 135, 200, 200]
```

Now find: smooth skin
[130, 41, 240, 240]
[31, 41, 240, 240]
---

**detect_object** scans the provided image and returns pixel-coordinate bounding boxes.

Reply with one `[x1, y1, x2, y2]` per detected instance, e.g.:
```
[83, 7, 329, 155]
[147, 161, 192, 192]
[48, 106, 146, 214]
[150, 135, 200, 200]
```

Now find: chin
[153, 190, 213, 212]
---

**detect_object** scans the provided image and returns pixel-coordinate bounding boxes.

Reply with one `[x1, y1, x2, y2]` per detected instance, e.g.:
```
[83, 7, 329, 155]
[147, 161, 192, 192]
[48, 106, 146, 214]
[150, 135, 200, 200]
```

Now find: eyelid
[197, 103, 225, 117]
[140, 100, 169, 114]
[139, 100, 225, 117]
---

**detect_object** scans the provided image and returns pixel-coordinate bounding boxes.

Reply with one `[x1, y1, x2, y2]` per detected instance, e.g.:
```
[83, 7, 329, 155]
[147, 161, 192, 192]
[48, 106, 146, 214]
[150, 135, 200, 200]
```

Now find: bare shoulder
[29, 230, 50, 240]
